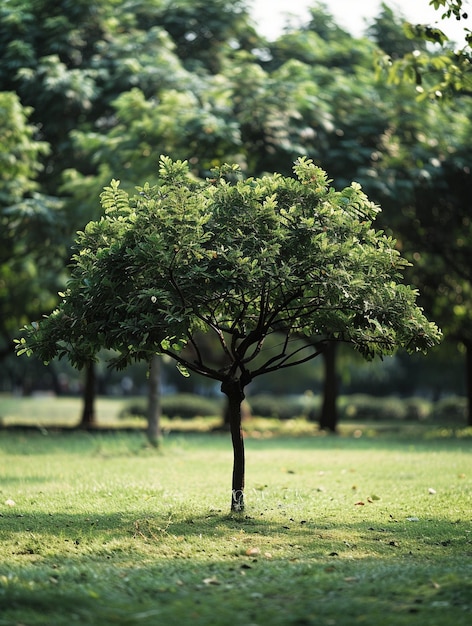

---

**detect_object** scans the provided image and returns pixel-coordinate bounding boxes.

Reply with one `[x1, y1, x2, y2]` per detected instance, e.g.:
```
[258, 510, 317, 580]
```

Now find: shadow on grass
[2, 506, 469, 556]
[1, 507, 471, 626]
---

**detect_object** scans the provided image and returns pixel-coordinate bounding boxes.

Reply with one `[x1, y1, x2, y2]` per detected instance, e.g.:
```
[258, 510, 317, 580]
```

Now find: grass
[0, 396, 471, 625]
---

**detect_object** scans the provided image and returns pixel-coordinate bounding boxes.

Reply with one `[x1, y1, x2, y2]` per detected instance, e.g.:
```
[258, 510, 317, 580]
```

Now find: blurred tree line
[1, 0, 472, 426]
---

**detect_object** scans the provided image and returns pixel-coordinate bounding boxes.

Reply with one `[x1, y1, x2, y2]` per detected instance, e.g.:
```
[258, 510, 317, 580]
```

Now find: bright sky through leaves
[250, 0, 470, 43]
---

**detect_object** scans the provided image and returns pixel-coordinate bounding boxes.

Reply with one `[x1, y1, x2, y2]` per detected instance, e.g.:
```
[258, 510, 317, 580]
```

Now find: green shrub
[431, 396, 467, 423]
[120, 393, 222, 419]
[247, 394, 320, 420]
[403, 397, 431, 421]
[340, 394, 407, 421]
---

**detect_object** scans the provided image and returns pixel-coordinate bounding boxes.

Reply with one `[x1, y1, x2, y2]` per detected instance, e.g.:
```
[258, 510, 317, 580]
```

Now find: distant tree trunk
[319, 342, 338, 433]
[79, 361, 96, 428]
[465, 340, 472, 427]
[147, 355, 161, 446]
[221, 378, 245, 512]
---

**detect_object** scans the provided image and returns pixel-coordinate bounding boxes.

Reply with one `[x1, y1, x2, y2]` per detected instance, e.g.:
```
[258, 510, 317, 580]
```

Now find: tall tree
[363, 5, 472, 423]
[0, 92, 66, 362]
[17, 156, 441, 511]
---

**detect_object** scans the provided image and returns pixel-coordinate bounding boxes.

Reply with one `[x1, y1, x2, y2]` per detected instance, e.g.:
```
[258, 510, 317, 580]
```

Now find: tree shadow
[1, 508, 469, 625]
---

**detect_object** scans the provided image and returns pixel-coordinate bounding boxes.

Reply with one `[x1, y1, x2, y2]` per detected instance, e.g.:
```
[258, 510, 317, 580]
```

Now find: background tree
[17, 156, 441, 511]
[0, 92, 66, 370]
[360, 4, 472, 424]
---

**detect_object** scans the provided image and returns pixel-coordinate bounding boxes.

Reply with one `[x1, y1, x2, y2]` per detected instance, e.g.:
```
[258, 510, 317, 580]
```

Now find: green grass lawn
[0, 413, 471, 626]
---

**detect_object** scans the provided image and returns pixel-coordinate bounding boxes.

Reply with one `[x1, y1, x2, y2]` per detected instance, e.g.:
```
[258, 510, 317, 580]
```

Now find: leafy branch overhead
[17, 155, 441, 382]
[376, 0, 472, 98]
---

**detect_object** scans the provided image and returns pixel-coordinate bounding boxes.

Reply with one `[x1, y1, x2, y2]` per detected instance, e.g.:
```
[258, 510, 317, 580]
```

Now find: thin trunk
[147, 355, 161, 446]
[319, 342, 338, 433]
[465, 340, 472, 427]
[221, 378, 245, 512]
[79, 361, 96, 429]
[222, 399, 231, 430]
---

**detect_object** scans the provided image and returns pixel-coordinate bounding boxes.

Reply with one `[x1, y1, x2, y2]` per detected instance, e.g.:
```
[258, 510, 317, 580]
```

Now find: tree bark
[147, 355, 162, 446]
[465, 340, 472, 427]
[79, 361, 96, 429]
[221, 378, 245, 512]
[319, 342, 338, 433]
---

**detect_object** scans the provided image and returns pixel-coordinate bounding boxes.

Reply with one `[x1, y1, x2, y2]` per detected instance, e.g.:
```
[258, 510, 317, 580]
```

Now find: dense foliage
[2, 0, 472, 426]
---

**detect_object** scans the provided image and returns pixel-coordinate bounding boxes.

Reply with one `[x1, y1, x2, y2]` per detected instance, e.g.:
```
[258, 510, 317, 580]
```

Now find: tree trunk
[79, 361, 96, 429]
[319, 342, 338, 433]
[221, 378, 245, 512]
[465, 340, 472, 427]
[147, 355, 162, 446]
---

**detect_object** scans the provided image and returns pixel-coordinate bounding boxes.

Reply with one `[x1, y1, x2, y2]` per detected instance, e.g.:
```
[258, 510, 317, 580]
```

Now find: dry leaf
[354, 501, 365, 506]
[245, 547, 260, 556]
[4, 499, 15, 507]
[203, 577, 220, 586]
[428, 487, 437, 495]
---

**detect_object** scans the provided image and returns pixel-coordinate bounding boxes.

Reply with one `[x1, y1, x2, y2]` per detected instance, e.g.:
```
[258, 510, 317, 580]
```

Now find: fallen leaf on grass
[203, 577, 221, 586]
[245, 547, 260, 556]
[354, 501, 365, 506]
[428, 487, 437, 495]
[4, 499, 15, 507]
[406, 517, 419, 522]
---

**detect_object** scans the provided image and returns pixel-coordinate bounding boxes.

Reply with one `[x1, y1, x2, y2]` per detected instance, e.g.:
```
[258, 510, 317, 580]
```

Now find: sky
[250, 0, 470, 44]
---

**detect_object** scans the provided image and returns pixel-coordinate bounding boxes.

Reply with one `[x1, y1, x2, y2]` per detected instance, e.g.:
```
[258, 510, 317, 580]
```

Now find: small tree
[17, 156, 441, 512]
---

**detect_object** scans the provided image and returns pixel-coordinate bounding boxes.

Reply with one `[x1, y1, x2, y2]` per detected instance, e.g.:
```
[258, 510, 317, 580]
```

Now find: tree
[0, 92, 67, 362]
[360, 7, 472, 422]
[17, 156, 440, 511]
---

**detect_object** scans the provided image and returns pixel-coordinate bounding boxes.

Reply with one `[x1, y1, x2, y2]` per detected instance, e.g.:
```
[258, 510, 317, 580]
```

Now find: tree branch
[251, 339, 327, 378]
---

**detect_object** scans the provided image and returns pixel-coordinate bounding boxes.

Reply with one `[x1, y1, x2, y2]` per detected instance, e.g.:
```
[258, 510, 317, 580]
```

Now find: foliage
[5, 1, 471, 432]
[0, 92, 67, 357]
[248, 393, 433, 423]
[431, 395, 468, 422]
[341, 394, 422, 422]
[247, 393, 320, 420]
[121, 393, 223, 420]
[0, 431, 470, 625]
[17, 155, 440, 374]
[375, 0, 472, 98]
